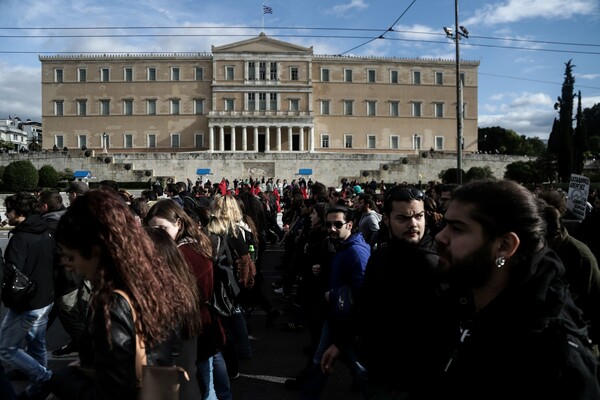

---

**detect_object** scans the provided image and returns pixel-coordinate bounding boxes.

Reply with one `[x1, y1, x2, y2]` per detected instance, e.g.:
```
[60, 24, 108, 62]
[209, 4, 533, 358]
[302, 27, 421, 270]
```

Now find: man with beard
[321, 185, 449, 399]
[433, 179, 600, 400]
[300, 205, 370, 399]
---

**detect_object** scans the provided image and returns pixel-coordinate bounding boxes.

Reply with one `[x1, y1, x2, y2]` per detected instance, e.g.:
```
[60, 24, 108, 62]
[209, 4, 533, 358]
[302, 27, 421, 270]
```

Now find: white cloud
[325, 0, 368, 16]
[463, 0, 596, 26]
[578, 74, 600, 80]
[0, 63, 41, 122]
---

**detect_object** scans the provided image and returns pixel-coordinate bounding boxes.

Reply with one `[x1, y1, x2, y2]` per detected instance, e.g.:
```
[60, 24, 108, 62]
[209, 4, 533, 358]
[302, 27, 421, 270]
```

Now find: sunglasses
[385, 187, 426, 202]
[325, 221, 348, 229]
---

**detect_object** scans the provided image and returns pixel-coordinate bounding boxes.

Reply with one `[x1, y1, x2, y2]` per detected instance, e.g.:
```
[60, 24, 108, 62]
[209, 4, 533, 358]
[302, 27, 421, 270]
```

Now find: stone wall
[0, 150, 532, 187]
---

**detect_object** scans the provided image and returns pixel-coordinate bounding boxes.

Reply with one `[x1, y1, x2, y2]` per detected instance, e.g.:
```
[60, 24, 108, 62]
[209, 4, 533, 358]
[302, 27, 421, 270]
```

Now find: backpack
[211, 235, 240, 317]
[182, 195, 199, 211]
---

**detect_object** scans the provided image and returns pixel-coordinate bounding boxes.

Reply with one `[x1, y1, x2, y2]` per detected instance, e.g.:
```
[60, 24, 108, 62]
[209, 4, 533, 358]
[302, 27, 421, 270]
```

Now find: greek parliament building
[38, 33, 482, 185]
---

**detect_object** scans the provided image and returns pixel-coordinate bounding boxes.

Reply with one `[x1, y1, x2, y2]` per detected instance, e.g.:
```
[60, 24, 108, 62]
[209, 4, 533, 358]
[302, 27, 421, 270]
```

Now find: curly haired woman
[49, 189, 198, 400]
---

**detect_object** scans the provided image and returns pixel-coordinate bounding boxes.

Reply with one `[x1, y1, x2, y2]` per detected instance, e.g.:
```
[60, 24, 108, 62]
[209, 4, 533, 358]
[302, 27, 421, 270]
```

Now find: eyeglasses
[385, 187, 426, 202]
[325, 221, 348, 229]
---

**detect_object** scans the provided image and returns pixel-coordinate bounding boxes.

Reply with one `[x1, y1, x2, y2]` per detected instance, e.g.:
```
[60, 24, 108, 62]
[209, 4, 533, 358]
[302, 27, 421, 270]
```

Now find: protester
[49, 189, 192, 400]
[433, 179, 600, 399]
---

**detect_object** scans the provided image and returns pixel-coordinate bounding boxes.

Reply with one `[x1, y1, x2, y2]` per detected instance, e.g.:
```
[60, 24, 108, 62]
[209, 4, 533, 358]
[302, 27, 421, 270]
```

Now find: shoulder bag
[2, 263, 37, 310]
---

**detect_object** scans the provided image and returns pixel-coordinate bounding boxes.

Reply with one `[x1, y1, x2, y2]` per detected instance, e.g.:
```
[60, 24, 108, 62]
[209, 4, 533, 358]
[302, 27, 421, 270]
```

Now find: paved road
[3, 242, 361, 399]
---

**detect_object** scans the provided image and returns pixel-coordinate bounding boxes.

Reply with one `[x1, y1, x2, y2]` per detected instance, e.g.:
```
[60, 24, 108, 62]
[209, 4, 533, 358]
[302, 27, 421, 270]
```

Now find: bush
[38, 164, 60, 188]
[439, 168, 466, 184]
[3, 160, 38, 192]
[466, 166, 494, 182]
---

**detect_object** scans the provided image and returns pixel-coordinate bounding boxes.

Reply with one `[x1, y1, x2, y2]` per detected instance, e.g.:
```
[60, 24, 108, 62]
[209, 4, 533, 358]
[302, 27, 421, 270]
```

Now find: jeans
[0, 303, 53, 395]
[197, 352, 232, 400]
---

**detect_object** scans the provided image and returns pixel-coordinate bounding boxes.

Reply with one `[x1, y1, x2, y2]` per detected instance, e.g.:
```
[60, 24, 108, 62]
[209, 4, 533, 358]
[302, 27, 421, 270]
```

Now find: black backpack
[210, 235, 240, 317]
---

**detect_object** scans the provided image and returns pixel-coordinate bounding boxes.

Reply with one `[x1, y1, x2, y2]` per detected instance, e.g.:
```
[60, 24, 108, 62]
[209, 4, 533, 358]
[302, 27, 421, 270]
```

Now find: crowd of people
[0, 174, 600, 399]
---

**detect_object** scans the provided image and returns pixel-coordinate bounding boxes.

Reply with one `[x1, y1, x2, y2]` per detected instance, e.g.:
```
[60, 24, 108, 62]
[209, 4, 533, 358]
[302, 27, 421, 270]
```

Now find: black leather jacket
[51, 293, 137, 400]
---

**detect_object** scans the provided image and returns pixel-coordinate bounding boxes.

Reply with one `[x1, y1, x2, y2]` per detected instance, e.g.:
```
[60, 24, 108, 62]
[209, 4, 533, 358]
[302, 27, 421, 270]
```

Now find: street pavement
[3, 242, 362, 400]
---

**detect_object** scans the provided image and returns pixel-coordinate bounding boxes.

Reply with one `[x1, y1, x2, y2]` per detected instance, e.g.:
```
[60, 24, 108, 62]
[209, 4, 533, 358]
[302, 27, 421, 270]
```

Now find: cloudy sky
[1, 0, 598, 140]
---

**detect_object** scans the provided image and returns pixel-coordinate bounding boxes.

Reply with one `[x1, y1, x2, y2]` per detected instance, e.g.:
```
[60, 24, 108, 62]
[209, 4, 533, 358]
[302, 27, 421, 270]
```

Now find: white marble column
[242, 126, 248, 151]
[253, 127, 259, 152]
[276, 126, 282, 151]
[309, 126, 315, 153]
[265, 126, 270, 152]
[231, 126, 236, 152]
[299, 126, 304, 152]
[288, 126, 293, 151]
[209, 126, 215, 152]
[219, 126, 225, 151]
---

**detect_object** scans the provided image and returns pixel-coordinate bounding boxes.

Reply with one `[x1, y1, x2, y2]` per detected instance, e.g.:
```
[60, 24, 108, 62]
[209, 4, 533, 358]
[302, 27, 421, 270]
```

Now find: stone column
[299, 126, 304, 152]
[253, 127, 259, 152]
[231, 126, 236, 152]
[219, 126, 225, 152]
[309, 126, 315, 153]
[265, 126, 270, 152]
[242, 126, 248, 151]
[276, 126, 282, 152]
[288, 126, 293, 151]
[209, 125, 215, 152]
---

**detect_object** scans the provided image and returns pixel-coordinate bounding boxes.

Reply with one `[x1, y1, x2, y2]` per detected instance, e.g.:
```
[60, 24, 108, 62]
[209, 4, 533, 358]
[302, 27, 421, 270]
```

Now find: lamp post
[444, 0, 468, 184]
[102, 132, 108, 154]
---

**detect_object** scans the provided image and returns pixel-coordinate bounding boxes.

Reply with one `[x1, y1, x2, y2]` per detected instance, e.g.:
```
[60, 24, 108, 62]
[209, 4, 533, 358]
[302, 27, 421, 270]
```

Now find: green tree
[573, 91, 588, 173]
[465, 166, 494, 182]
[38, 164, 60, 188]
[504, 161, 535, 184]
[550, 59, 575, 182]
[439, 168, 465, 184]
[3, 160, 38, 192]
[582, 103, 600, 140]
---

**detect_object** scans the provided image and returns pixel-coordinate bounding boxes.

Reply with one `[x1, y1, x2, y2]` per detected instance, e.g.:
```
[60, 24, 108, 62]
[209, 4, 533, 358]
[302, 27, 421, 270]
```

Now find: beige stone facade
[40, 33, 479, 155]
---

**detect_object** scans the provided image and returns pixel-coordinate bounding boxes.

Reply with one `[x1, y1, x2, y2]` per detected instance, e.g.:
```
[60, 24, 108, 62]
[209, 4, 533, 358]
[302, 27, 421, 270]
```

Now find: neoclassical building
[40, 33, 479, 155]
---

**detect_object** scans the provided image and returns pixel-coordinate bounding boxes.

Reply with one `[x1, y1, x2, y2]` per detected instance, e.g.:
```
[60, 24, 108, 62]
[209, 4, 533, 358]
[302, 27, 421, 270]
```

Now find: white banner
[567, 173, 590, 220]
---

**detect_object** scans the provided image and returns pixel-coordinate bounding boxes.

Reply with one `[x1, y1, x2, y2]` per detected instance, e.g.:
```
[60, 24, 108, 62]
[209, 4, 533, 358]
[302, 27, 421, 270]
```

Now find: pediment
[212, 33, 312, 55]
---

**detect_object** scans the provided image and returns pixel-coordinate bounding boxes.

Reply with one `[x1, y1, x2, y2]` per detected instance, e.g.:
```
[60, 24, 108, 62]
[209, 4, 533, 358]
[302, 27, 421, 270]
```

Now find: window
[434, 102, 444, 118]
[390, 135, 399, 149]
[148, 134, 156, 148]
[78, 68, 87, 82]
[412, 102, 422, 117]
[55, 69, 63, 83]
[344, 100, 353, 116]
[124, 100, 133, 115]
[171, 133, 180, 148]
[195, 67, 204, 81]
[435, 136, 444, 150]
[270, 62, 277, 80]
[248, 93, 256, 111]
[225, 99, 234, 111]
[248, 62, 256, 80]
[147, 99, 156, 115]
[101, 68, 110, 82]
[225, 66, 234, 80]
[321, 68, 330, 82]
[390, 70, 398, 84]
[100, 100, 110, 115]
[124, 68, 133, 82]
[290, 99, 299, 112]
[367, 135, 376, 149]
[54, 101, 64, 116]
[344, 69, 353, 82]
[367, 69, 376, 83]
[390, 101, 399, 117]
[77, 100, 87, 116]
[367, 101, 376, 116]
[321, 134, 330, 148]
[344, 134, 353, 148]
[171, 67, 180, 81]
[194, 99, 204, 115]
[435, 71, 443, 85]
[259, 62, 266, 80]
[195, 133, 204, 148]
[147, 67, 156, 81]
[412, 70, 421, 84]
[55, 135, 64, 149]
[171, 99, 180, 115]
[320, 100, 330, 115]
[78, 135, 87, 149]
[258, 93, 267, 111]
[270, 93, 277, 110]
[290, 67, 299, 81]
[124, 134, 133, 148]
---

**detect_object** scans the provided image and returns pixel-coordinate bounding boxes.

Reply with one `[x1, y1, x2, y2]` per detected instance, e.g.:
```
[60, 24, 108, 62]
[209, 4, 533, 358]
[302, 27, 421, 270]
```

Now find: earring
[495, 256, 506, 268]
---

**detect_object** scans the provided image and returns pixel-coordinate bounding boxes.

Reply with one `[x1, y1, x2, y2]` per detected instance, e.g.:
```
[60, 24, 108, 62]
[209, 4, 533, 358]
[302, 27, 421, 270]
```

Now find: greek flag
[262, 5, 273, 14]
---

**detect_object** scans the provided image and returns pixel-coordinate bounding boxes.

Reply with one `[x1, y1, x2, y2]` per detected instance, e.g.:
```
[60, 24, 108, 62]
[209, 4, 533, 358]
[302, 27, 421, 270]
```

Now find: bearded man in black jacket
[321, 185, 451, 399]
